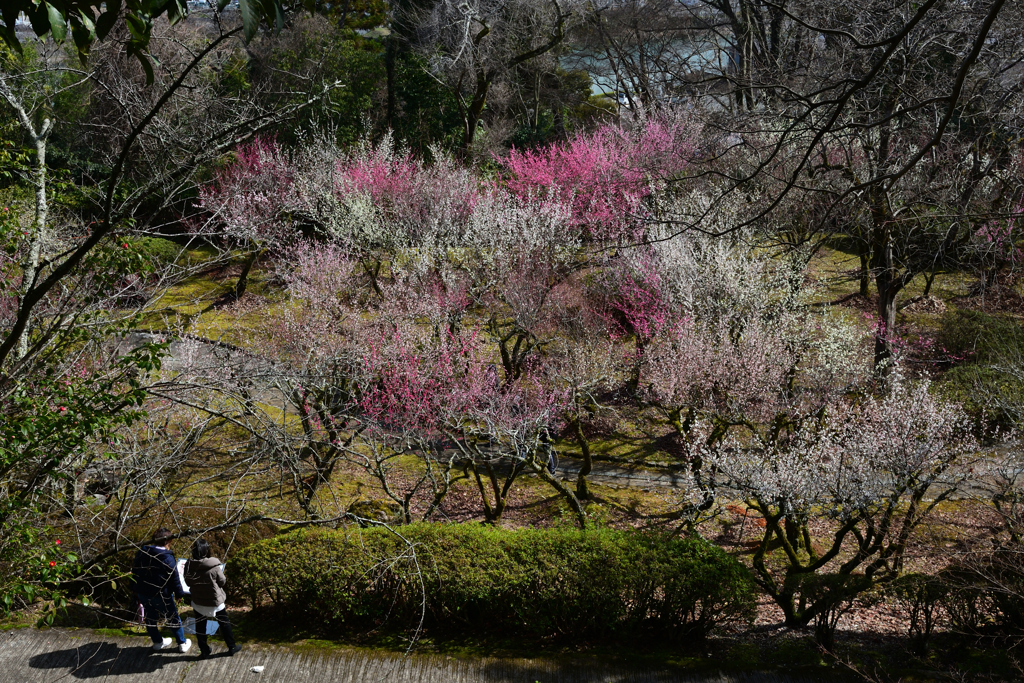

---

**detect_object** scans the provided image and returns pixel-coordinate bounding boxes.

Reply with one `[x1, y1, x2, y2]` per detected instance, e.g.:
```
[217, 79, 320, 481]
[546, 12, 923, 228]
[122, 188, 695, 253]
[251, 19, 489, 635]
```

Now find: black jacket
[132, 545, 187, 599]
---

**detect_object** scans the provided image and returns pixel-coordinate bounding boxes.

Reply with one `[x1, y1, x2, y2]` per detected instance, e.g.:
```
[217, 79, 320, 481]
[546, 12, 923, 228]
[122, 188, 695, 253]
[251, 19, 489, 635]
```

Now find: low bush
[228, 524, 756, 643]
[942, 546, 1024, 641]
[131, 237, 186, 266]
[885, 572, 948, 654]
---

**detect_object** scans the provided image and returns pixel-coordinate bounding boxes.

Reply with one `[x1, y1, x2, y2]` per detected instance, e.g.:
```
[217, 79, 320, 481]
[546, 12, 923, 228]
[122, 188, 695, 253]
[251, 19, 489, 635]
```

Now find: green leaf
[217, 0, 231, 10]
[44, 2, 66, 42]
[139, 53, 155, 85]
[78, 9, 95, 34]
[95, 9, 118, 40]
[271, 0, 284, 33]
[167, 0, 186, 26]
[28, 3, 50, 37]
[125, 12, 146, 42]
[72, 24, 95, 62]
[238, 0, 259, 43]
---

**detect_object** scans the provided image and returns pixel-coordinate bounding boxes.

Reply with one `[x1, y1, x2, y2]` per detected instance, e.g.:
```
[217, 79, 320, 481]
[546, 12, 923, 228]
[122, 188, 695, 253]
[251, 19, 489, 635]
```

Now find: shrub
[131, 237, 185, 266]
[942, 547, 1024, 640]
[503, 119, 695, 242]
[228, 524, 756, 643]
[885, 573, 948, 654]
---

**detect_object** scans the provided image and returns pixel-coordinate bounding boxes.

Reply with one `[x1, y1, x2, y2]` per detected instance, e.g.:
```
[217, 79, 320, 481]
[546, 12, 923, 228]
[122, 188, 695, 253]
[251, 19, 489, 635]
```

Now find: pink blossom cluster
[597, 249, 674, 345]
[330, 137, 481, 246]
[197, 136, 298, 248]
[258, 239, 567, 454]
[503, 118, 695, 241]
[973, 207, 1023, 267]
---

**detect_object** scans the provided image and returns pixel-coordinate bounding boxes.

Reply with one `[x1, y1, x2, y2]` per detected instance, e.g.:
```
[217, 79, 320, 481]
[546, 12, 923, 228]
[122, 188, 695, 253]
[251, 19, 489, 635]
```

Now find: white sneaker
[153, 637, 173, 651]
[179, 639, 192, 654]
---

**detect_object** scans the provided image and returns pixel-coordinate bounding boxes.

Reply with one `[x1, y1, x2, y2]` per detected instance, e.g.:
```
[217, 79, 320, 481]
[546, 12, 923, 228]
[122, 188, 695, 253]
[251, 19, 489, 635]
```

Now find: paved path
[2, 628, 819, 683]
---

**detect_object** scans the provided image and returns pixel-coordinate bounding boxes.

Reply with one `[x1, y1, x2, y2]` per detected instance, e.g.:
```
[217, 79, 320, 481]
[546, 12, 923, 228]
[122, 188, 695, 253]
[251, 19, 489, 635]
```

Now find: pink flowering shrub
[329, 136, 481, 248]
[358, 329, 484, 437]
[197, 136, 298, 248]
[598, 248, 673, 346]
[973, 207, 1023, 274]
[503, 118, 695, 241]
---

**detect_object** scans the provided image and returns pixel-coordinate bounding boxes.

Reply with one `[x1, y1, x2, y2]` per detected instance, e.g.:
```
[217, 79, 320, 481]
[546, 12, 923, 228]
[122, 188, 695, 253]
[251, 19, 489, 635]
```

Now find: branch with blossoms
[445, 376, 580, 526]
[705, 377, 979, 639]
[503, 117, 697, 243]
[194, 135, 304, 300]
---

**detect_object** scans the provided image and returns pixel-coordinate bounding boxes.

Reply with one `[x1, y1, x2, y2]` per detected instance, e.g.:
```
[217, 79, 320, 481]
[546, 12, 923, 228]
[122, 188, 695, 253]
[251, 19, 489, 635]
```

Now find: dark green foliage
[130, 237, 183, 266]
[229, 524, 756, 643]
[250, 14, 384, 147]
[388, 53, 463, 155]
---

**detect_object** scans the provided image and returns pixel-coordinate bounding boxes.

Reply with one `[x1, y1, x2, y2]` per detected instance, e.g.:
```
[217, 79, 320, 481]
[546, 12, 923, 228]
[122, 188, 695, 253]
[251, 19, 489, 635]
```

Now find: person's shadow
[28, 640, 185, 679]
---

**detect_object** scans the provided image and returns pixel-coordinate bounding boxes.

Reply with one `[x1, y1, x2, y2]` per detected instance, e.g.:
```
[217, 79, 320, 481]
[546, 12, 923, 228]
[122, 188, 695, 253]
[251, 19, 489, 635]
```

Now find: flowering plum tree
[197, 136, 301, 300]
[593, 247, 673, 394]
[325, 135, 481, 252]
[626, 229, 870, 522]
[504, 118, 696, 242]
[543, 302, 624, 500]
[707, 378, 978, 643]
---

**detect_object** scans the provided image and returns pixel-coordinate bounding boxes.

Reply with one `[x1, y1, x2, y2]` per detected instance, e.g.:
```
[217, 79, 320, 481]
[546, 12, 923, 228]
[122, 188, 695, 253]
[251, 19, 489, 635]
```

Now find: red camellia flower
[55, 540, 61, 545]
[49, 561, 56, 567]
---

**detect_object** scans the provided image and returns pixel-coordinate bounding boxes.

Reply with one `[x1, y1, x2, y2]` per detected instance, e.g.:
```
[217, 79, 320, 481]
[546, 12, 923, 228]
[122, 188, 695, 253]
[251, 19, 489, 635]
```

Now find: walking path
[2, 627, 819, 683]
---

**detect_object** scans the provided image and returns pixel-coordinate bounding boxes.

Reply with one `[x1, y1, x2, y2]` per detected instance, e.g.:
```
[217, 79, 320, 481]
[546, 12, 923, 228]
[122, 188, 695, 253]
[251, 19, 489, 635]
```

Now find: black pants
[195, 608, 235, 654]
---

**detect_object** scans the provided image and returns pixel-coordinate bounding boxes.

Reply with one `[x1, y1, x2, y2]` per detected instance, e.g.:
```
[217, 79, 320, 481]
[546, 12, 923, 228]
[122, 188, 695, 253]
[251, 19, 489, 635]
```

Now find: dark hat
[152, 528, 174, 545]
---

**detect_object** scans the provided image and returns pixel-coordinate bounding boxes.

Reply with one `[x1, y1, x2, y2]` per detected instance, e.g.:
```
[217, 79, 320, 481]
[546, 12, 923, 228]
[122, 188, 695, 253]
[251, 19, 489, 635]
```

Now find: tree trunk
[869, 189, 904, 372]
[859, 250, 871, 298]
[533, 456, 587, 528]
[923, 267, 937, 298]
[233, 249, 262, 300]
[10, 112, 53, 359]
[626, 338, 646, 396]
[873, 252, 899, 371]
[574, 419, 593, 500]
[461, 72, 490, 154]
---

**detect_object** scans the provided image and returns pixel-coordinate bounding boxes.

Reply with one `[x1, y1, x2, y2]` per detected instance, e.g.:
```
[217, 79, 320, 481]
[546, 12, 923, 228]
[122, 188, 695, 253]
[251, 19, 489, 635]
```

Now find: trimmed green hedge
[228, 524, 756, 642]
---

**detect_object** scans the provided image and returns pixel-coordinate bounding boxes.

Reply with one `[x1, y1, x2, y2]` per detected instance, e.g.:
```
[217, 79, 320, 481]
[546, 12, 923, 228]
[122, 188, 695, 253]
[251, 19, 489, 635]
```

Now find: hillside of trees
[2, 0, 1023, 678]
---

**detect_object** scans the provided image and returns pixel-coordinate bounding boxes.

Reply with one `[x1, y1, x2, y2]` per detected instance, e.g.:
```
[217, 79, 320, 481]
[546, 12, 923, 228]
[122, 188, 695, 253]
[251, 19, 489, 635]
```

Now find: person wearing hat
[132, 528, 192, 653]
